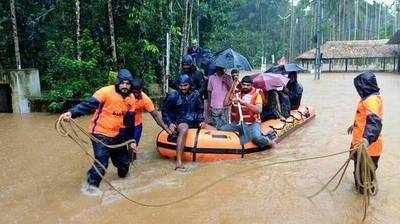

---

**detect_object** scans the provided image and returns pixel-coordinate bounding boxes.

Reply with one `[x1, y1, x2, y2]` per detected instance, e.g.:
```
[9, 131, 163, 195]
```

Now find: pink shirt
[207, 74, 232, 109]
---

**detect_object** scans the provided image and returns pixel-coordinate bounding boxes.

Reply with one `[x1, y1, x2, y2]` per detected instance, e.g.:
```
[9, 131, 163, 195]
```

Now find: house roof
[296, 39, 398, 60]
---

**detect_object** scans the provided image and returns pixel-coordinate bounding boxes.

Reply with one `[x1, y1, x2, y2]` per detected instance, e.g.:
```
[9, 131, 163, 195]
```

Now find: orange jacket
[351, 72, 383, 156]
[70, 85, 136, 138]
[89, 85, 135, 137]
[351, 95, 383, 156]
[231, 87, 262, 123]
[133, 92, 155, 126]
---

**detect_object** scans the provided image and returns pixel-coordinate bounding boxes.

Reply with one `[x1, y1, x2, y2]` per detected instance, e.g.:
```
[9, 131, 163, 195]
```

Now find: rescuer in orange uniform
[347, 71, 383, 193]
[60, 69, 170, 196]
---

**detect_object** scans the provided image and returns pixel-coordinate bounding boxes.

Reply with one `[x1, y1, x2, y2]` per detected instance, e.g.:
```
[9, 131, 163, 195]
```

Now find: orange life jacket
[89, 85, 136, 137]
[231, 87, 260, 123]
[351, 94, 383, 156]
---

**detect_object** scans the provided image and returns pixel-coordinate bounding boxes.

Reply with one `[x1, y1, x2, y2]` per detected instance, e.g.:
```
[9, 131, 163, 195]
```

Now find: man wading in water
[59, 69, 170, 196]
[347, 71, 383, 194]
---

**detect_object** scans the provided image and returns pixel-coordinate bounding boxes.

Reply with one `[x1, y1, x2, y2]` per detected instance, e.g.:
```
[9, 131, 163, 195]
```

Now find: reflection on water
[1, 73, 400, 224]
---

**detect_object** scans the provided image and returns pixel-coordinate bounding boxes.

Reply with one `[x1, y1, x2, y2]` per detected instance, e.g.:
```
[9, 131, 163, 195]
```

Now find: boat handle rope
[192, 128, 201, 162]
[55, 117, 375, 221]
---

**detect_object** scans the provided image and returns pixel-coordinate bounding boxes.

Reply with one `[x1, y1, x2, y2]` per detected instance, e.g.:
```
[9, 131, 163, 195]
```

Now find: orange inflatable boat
[157, 105, 315, 162]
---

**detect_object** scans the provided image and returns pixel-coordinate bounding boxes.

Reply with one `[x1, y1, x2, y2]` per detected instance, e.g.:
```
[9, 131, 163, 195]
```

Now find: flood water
[1, 72, 399, 224]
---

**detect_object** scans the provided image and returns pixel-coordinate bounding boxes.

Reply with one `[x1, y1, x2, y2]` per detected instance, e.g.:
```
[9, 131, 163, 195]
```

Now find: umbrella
[205, 63, 225, 76]
[265, 63, 303, 74]
[284, 63, 303, 72]
[265, 65, 285, 74]
[213, 48, 252, 71]
[251, 72, 290, 92]
[190, 49, 215, 67]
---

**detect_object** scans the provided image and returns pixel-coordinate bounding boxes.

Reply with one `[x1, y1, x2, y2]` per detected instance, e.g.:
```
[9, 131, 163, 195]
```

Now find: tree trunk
[377, 3, 381, 39]
[164, 0, 173, 94]
[10, 0, 21, 69]
[370, 6, 374, 39]
[338, 0, 341, 40]
[75, 0, 81, 60]
[289, 0, 294, 60]
[180, 0, 190, 60]
[343, 0, 347, 40]
[384, 6, 387, 37]
[347, 1, 351, 40]
[164, 31, 171, 95]
[364, 1, 368, 40]
[354, 0, 358, 40]
[196, 0, 200, 44]
[108, 0, 117, 65]
[188, 0, 193, 45]
[396, 4, 399, 35]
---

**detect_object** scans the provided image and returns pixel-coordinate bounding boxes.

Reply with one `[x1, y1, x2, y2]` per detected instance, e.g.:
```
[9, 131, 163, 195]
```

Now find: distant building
[296, 39, 398, 72]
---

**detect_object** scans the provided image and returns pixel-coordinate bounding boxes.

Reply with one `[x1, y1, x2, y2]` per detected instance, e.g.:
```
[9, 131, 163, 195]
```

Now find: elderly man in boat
[161, 74, 207, 171]
[221, 75, 275, 149]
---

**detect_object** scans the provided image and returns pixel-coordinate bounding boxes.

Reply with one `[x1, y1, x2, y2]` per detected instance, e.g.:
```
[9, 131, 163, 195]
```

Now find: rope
[55, 117, 369, 213]
[308, 141, 377, 221]
[55, 117, 136, 149]
[355, 141, 378, 221]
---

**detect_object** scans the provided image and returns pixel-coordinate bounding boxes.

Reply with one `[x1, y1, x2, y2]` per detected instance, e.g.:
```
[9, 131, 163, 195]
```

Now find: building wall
[0, 69, 41, 113]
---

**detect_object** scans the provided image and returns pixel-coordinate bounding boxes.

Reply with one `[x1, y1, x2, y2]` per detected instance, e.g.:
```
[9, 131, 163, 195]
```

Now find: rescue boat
[156, 105, 315, 162]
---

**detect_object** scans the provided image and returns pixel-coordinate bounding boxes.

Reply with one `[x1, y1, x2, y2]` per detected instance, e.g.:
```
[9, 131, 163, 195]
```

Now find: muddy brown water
[1, 72, 399, 224]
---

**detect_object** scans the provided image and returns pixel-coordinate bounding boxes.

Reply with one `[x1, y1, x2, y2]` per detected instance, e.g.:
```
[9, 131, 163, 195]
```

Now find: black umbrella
[189, 48, 214, 66]
[265, 63, 303, 74]
[284, 63, 304, 72]
[213, 48, 252, 71]
[265, 65, 285, 74]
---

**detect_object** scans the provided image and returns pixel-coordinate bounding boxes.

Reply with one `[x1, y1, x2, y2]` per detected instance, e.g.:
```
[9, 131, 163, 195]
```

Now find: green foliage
[42, 30, 108, 112]
[108, 70, 117, 85]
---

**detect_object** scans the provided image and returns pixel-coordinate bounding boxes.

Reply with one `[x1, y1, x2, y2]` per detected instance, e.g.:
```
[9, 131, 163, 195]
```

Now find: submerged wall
[0, 69, 41, 113]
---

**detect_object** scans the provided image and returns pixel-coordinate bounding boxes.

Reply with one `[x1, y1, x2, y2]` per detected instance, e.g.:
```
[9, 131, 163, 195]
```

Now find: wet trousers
[220, 122, 274, 148]
[87, 134, 131, 187]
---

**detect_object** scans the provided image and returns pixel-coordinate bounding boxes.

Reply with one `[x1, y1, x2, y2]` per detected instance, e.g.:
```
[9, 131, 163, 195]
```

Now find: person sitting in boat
[260, 88, 290, 121]
[286, 70, 303, 110]
[231, 69, 239, 81]
[221, 75, 275, 149]
[277, 87, 291, 118]
[161, 74, 207, 171]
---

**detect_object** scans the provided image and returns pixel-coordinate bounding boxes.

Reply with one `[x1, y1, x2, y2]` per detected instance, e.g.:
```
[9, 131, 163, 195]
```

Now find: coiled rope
[308, 140, 377, 221]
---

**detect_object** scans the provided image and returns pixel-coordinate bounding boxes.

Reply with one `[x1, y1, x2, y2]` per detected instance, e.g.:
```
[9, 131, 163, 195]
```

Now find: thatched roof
[387, 30, 400, 44]
[296, 39, 398, 60]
